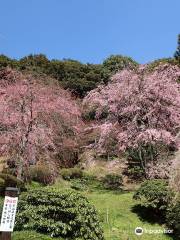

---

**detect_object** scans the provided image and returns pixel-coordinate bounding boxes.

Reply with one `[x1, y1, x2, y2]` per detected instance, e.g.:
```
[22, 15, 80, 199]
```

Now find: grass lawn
[12, 231, 54, 240]
[53, 178, 174, 240]
[0, 179, 174, 240]
[85, 191, 173, 240]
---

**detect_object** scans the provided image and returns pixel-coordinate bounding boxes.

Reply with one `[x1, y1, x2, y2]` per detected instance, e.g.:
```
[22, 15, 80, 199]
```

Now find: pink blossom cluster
[83, 64, 180, 157]
[0, 68, 83, 176]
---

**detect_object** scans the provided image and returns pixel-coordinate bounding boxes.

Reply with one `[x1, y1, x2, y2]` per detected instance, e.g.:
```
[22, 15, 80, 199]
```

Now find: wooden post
[0, 187, 19, 240]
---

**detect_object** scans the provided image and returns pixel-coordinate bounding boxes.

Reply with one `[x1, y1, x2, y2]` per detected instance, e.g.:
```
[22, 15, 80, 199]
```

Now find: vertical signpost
[0, 187, 19, 240]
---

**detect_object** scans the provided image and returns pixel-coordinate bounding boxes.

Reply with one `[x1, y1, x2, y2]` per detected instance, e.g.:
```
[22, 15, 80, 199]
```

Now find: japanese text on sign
[0, 196, 18, 232]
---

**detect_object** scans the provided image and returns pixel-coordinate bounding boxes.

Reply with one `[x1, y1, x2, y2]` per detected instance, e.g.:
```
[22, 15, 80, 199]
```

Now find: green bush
[126, 166, 144, 180]
[60, 168, 83, 180]
[82, 108, 96, 121]
[0, 55, 18, 69]
[102, 55, 138, 83]
[102, 174, 123, 190]
[166, 197, 180, 238]
[15, 188, 104, 240]
[83, 172, 97, 181]
[133, 179, 173, 215]
[0, 173, 25, 190]
[0, 177, 5, 195]
[70, 179, 88, 191]
[146, 58, 179, 72]
[30, 165, 55, 185]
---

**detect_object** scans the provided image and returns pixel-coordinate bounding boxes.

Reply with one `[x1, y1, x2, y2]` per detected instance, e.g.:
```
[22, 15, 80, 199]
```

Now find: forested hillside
[0, 37, 180, 239]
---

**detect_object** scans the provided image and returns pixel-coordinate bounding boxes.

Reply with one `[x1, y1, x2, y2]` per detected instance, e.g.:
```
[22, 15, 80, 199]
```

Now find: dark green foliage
[19, 54, 50, 72]
[101, 174, 123, 190]
[133, 179, 173, 214]
[0, 173, 25, 191]
[102, 55, 138, 83]
[0, 177, 5, 194]
[147, 58, 179, 72]
[15, 188, 104, 239]
[166, 197, 180, 238]
[0, 54, 138, 97]
[70, 179, 88, 191]
[18, 56, 104, 97]
[60, 168, 83, 180]
[58, 61, 102, 97]
[174, 34, 180, 60]
[0, 55, 18, 69]
[125, 166, 144, 180]
[82, 108, 97, 121]
[30, 165, 55, 185]
[61, 78, 96, 97]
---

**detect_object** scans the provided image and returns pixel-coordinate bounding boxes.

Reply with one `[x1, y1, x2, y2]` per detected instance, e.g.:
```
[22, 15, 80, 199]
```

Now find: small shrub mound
[30, 165, 55, 185]
[60, 168, 83, 180]
[15, 188, 104, 240]
[102, 174, 123, 190]
[133, 179, 173, 215]
[166, 197, 180, 238]
[70, 179, 88, 191]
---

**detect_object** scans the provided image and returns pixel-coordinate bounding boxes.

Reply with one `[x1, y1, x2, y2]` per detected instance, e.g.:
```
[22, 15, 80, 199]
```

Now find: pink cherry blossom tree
[0, 68, 82, 180]
[83, 64, 180, 177]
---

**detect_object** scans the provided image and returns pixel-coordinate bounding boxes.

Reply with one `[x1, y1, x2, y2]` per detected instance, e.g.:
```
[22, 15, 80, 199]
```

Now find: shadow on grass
[131, 205, 177, 239]
[131, 204, 165, 224]
[92, 183, 125, 195]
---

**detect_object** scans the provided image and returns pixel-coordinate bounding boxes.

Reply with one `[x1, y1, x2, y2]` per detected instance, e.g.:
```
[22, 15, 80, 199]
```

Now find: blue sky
[0, 0, 179, 64]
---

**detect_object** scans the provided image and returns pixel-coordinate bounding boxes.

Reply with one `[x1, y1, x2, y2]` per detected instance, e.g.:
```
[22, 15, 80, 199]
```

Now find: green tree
[51, 59, 103, 97]
[19, 54, 49, 71]
[0, 55, 18, 69]
[174, 34, 180, 60]
[102, 55, 138, 83]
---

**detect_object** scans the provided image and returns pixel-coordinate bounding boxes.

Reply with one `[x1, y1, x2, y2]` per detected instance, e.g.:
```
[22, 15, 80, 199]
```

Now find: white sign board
[0, 196, 18, 232]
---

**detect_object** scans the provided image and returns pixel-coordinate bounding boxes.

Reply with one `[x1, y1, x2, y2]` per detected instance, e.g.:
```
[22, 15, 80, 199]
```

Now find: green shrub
[126, 166, 144, 180]
[102, 174, 123, 190]
[15, 188, 104, 240]
[0, 173, 25, 190]
[82, 108, 96, 121]
[146, 58, 179, 72]
[70, 179, 88, 191]
[30, 165, 55, 185]
[60, 168, 83, 180]
[166, 197, 180, 238]
[102, 55, 138, 83]
[83, 172, 97, 181]
[0, 178, 5, 195]
[133, 179, 173, 215]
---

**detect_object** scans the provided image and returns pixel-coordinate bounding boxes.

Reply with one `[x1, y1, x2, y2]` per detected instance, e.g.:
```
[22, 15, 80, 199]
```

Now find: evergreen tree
[174, 34, 180, 59]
